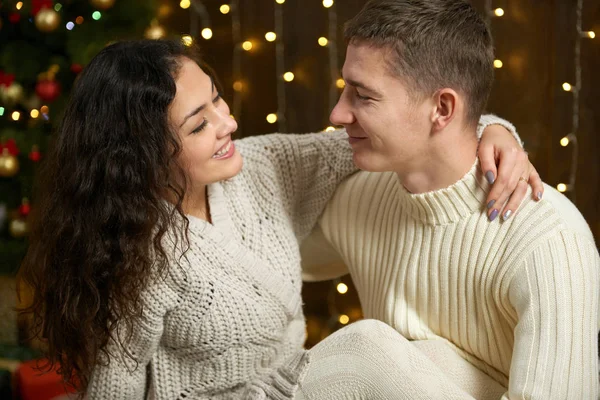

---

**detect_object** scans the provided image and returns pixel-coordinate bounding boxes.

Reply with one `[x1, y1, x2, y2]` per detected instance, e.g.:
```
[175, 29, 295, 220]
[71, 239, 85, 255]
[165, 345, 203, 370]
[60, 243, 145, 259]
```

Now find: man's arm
[504, 231, 600, 399]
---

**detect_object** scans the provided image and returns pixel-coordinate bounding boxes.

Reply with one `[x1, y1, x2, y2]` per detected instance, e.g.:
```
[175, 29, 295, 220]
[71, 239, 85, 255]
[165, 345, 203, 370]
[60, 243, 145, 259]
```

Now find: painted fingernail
[537, 192, 543, 201]
[489, 209, 499, 221]
[502, 210, 512, 221]
[485, 171, 495, 185]
[487, 199, 496, 209]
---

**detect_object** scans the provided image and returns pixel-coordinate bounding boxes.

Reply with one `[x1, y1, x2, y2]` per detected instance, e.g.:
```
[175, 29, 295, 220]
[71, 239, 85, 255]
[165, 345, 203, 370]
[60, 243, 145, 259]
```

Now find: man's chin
[352, 151, 393, 173]
[352, 152, 375, 172]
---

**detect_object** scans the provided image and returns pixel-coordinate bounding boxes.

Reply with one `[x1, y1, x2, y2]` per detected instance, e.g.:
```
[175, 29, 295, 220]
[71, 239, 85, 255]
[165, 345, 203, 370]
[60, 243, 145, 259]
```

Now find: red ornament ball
[35, 79, 61, 102]
[29, 149, 42, 162]
[32, 0, 54, 16]
[9, 13, 21, 24]
[19, 202, 31, 217]
[1, 139, 20, 156]
[70, 63, 84, 74]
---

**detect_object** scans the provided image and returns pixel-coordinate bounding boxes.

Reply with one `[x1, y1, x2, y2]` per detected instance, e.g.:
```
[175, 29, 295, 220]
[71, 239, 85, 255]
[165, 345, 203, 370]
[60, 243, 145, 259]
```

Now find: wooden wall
[166, 0, 599, 242]
[164, 0, 600, 343]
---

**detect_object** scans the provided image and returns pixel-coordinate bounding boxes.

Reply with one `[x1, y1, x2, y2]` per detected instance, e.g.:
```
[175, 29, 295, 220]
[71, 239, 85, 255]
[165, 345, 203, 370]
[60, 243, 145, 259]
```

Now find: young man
[303, 0, 600, 398]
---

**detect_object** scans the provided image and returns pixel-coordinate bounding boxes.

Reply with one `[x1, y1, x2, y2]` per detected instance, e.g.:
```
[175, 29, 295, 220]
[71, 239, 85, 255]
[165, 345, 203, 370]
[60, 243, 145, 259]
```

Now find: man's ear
[430, 88, 459, 131]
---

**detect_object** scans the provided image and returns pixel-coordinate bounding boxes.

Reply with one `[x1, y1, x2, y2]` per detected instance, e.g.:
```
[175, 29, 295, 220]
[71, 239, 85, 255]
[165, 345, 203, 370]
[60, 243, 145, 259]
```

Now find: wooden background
[162, 0, 600, 342]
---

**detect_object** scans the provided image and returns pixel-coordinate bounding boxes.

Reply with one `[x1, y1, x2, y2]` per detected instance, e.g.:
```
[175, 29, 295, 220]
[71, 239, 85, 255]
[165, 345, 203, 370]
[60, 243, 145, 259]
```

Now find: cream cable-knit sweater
[87, 115, 514, 399]
[87, 131, 357, 399]
[312, 160, 600, 399]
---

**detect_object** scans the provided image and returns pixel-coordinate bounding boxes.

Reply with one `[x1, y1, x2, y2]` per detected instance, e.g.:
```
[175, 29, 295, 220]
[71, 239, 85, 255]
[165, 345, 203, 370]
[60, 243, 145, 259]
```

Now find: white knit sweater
[311, 160, 600, 399]
[87, 131, 357, 399]
[87, 115, 516, 399]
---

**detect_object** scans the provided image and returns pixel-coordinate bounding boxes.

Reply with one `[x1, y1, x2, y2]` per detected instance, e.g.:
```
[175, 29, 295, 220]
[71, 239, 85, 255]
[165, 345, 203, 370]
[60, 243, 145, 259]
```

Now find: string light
[325, 126, 336, 132]
[76, 16, 84, 25]
[188, 1, 211, 48]
[66, 21, 75, 30]
[318, 37, 328, 47]
[40, 105, 49, 114]
[201, 28, 213, 39]
[11, 112, 20, 121]
[581, 31, 595, 38]
[326, 1, 339, 121]
[231, 0, 242, 128]
[274, 0, 287, 131]
[336, 282, 348, 294]
[266, 113, 278, 124]
[283, 72, 294, 82]
[265, 32, 277, 42]
[220, 4, 230, 14]
[54, 3, 62, 12]
[180, 0, 191, 9]
[558, 0, 588, 199]
[242, 40, 253, 51]
[275, 0, 285, 3]
[336, 78, 345, 89]
[30, 109, 39, 119]
[485, 1, 503, 76]
[0, 107, 4, 116]
[16, 2, 23, 10]
[338, 315, 349, 325]
[181, 35, 193, 46]
[92, 11, 102, 20]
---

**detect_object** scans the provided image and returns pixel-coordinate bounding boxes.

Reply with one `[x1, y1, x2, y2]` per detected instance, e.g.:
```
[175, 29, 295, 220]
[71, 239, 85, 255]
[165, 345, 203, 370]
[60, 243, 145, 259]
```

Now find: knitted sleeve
[238, 130, 357, 242]
[86, 318, 163, 399]
[504, 231, 600, 399]
[86, 276, 182, 399]
[477, 114, 522, 146]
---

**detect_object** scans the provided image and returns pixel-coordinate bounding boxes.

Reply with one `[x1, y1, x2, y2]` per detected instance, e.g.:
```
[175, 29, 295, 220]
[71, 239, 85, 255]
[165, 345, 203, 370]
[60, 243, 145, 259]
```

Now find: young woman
[18, 39, 539, 399]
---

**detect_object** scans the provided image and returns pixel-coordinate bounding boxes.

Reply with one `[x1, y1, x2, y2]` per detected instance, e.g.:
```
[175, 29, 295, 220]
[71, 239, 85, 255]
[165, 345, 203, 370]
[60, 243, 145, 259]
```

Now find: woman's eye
[191, 118, 208, 134]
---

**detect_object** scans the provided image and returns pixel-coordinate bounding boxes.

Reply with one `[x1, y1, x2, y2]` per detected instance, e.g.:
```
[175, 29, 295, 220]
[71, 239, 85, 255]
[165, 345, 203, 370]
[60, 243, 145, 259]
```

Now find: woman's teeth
[213, 141, 232, 158]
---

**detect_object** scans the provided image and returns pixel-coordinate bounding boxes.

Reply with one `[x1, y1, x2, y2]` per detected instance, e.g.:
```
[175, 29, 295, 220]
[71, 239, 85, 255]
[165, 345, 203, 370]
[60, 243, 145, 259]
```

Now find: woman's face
[169, 58, 242, 191]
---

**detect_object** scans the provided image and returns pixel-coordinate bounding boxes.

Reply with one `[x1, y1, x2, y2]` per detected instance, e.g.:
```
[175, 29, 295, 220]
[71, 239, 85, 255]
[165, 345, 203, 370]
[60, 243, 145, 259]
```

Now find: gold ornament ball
[145, 24, 167, 40]
[90, 0, 116, 10]
[0, 150, 20, 178]
[35, 8, 61, 33]
[9, 218, 28, 239]
[0, 83, 24, 106]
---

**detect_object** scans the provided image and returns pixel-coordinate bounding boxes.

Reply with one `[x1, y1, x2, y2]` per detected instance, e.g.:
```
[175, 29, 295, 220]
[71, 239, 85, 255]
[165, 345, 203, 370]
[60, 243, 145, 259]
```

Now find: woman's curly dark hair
[17, 39, 215, 393]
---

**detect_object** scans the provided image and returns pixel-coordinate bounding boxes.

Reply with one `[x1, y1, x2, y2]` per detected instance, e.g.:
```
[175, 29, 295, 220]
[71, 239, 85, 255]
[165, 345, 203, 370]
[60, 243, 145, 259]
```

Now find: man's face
[330, 42, 432, 173]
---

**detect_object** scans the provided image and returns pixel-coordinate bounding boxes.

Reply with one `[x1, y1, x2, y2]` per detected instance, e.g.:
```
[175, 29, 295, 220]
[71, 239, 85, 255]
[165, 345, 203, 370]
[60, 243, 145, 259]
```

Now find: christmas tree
[0, 0, 159, 275]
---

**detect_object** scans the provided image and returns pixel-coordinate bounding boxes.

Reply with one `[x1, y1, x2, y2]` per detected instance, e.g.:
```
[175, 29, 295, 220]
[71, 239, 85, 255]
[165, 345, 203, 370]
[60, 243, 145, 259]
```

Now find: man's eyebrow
[341, 74, 382, 96]
[179, 78, 215, 128]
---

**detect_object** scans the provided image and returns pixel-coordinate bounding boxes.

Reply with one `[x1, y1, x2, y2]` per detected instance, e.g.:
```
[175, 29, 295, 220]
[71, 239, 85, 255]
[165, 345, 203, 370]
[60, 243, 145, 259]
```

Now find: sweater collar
[396, 159, 490, 225]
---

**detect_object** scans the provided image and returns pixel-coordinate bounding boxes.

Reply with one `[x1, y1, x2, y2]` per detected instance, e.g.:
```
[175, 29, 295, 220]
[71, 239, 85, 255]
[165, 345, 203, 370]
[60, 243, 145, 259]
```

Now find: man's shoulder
[535, 183, 595, 243]
[499, 183, 597, 269]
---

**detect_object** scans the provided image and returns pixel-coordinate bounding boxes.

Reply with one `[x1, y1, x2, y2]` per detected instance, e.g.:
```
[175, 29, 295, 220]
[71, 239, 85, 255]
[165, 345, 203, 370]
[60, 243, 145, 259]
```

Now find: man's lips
[348, 135, 368, 145]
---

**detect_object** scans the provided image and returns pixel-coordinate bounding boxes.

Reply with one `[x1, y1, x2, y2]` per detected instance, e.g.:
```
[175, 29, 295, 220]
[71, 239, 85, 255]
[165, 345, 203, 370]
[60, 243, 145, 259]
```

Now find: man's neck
[397, 126, 479, 194]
